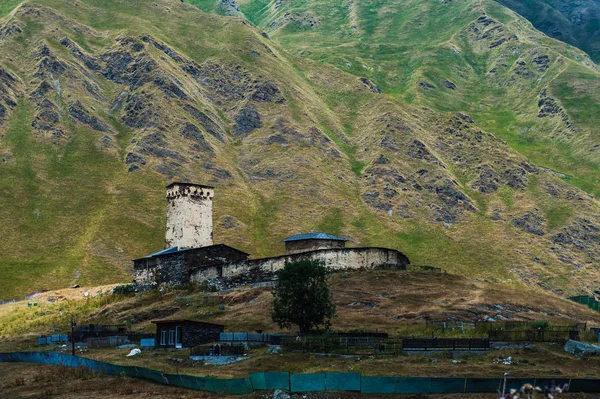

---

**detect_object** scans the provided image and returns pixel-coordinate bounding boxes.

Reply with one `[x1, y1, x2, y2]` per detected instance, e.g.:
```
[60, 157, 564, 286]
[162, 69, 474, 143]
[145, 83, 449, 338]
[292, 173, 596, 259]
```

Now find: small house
[283, 232, 348, 255]
[152, 319, 224, 348]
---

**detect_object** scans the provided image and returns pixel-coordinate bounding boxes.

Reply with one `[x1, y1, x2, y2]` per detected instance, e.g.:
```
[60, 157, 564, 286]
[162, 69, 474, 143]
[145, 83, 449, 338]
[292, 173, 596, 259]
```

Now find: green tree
[271, 259, 336, 336]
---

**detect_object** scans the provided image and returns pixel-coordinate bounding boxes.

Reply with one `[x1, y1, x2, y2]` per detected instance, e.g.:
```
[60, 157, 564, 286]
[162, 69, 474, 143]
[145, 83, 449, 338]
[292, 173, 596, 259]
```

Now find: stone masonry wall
[284, 239, 346, 255]
[137, 247, 409, 287]
[248, 247, 409, 274]
[165, 183, 213, 249]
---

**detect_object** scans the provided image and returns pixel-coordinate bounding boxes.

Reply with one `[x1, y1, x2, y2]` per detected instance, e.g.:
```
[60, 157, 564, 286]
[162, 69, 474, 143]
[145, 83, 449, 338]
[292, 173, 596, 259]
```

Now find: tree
[271, 259, 336, 336]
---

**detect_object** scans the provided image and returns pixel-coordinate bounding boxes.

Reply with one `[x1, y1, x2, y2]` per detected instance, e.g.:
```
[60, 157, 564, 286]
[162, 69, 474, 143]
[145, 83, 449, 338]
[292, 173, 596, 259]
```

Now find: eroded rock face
[233, 104, 262, 138]
[251, 81, 284, 103]
[69, 101, 110, 132]
[552, 218, 600, 267]
[60, 37, 101, 71]
[180, 123, 215, 157]
[360, 77, 382, 93]
[121, 93, 163, 129]
[512, 211, 546, 236]
[182, 104, 225, 143]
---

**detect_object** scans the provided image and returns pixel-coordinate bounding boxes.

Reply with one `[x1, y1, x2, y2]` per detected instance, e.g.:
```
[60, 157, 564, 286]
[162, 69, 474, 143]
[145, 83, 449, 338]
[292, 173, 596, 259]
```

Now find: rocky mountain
[493, 0, 600, 63]
[0, 0, 598, 300]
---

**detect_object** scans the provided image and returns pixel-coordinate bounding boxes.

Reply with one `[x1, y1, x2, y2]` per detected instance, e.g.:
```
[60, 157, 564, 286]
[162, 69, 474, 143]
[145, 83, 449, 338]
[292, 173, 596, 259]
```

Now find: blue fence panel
[250, 372, 290, 390]
[233, 333, 248, 341]
[3, 351, 600, 395]
[220, 333, 234, 341]
[395, 377, 430, 394]
[362, 376, 396, 394]
[326, 372, 361, 391]
[429, 377, 465, 393]
[465, 378, 501, 393]
[291, 373, 326, 392]
[226, 377, 253, 394]
[140, 338, 155, 348]
[196, 376, 215, 392]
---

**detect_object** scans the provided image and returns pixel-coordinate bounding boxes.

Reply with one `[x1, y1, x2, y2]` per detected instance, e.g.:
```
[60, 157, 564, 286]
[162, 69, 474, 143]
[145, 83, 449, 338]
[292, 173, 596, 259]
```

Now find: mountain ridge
[0, 0, 598, 300]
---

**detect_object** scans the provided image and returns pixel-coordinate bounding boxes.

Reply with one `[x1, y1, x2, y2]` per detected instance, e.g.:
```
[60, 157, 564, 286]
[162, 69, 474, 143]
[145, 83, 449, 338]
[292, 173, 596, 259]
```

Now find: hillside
[2, 271, 600, 387]
[0, 0, 599, 300]
[493, 0, 600, 63]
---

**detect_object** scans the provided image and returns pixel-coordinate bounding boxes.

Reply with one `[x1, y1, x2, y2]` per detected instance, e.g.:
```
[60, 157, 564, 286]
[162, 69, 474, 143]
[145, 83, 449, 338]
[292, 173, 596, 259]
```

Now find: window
[169, 329, 175, 345]
[160, 329, 167, 345]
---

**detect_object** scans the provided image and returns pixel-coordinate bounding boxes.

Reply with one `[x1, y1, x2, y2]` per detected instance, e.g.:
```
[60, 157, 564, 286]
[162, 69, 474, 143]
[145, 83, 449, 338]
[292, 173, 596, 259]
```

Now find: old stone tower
[165, 182, 214, 249]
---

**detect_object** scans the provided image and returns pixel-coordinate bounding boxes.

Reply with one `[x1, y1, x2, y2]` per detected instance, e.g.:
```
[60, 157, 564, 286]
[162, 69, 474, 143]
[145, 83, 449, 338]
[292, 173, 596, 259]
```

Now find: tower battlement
[166, 182, 214, 201]
[165, 182, 214, 250]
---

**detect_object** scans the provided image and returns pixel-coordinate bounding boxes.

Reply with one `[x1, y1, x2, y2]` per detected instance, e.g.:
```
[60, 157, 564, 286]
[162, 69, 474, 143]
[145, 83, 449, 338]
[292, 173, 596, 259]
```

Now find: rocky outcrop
[233, 104, 262, 138]
[68, 101, 110, 132]
[360, 77, 381, 93]
[511, 211, 546, 236]
[251, 81, 284, 103]
[552, 217, 600, 267]
[219, 0, 243, 16]
[60, 37, 101, 71]
[181, 104, 225, 143]
[121, 93, 164, 129]
[180, 123, 215, 157]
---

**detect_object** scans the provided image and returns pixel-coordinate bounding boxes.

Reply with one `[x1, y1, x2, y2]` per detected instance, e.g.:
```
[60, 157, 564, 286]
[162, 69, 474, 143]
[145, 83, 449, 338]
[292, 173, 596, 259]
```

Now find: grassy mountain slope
[493, 0, 600, 63]
[0, 0, 598, 300]
[189, 0, 600, 198]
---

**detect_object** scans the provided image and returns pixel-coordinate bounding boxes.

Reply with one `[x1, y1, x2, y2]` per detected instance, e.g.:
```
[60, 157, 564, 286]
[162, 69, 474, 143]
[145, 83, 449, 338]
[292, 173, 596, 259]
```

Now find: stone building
[283, 232, 348, 255]
[133, 183, 410, 286]
[134, 244, 249, 285]
[152, 319, 224, 348]
[165, 182, 214, 249]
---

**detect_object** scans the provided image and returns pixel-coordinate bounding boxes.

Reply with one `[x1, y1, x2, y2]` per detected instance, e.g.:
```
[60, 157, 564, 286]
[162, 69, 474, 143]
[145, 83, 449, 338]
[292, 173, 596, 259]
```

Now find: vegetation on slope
[493, 0, 600, 63]
[0, 0, 598, 299]
[189, 0, 600, 198]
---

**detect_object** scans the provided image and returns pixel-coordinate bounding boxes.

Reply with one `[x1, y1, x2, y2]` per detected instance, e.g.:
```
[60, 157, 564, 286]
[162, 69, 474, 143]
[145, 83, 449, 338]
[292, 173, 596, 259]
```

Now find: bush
[112, 284, 138, 296]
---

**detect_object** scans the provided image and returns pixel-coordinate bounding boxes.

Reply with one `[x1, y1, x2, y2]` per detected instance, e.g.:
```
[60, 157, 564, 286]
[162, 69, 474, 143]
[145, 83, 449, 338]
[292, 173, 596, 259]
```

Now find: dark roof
[151, 319, 224, 328]
[133, 244, 249, 262]
[283, 232, 348, 242]
[166, 182, 214, 189]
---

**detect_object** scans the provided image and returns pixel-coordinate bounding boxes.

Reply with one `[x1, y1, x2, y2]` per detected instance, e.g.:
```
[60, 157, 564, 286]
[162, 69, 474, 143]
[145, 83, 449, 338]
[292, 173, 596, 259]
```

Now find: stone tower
[165, 182, 214, 249]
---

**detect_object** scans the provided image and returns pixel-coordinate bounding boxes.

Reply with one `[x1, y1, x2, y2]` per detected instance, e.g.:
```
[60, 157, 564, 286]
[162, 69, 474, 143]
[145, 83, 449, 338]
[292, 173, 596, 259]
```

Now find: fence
[282, 335, 400, 355]
[87, 336, 129, 348]
[2, 352, 600, 394]
[402, 338, 490, 351]
[569, 296, 600, 312]
[38, 335, 69, 345]
[219, 332, 286, 346]
[488, 329, 579, 343]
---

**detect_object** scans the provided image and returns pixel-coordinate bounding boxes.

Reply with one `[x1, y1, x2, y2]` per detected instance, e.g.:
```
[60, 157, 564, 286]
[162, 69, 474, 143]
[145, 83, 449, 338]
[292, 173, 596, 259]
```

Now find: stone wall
[165, 183, 214, 249]
[134, 244, 249, 285]
[284, 239, 346, 255]
[248, 247, 409, 274]
[136, 246, 409, 287]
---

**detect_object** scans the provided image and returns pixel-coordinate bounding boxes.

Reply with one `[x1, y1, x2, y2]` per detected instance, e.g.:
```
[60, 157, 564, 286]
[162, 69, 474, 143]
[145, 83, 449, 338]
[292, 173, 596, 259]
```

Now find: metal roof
[134, 244, 250, 262]
[283, 232, 348, 242]
[143, 247, 181, 258]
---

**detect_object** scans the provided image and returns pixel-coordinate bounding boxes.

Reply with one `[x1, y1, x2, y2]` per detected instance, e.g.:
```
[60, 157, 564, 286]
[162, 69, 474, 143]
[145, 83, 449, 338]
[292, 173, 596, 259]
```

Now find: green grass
[186, 0, 600, 201]
[0, 0, 22, 17]
[0, 0, 598, 300]
[317, 208, 344, 236]
[543, 204, 574, 231]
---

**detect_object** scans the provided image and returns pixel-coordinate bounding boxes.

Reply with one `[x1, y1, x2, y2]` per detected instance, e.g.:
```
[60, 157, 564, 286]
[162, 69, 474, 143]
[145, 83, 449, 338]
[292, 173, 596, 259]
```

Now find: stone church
[133, 182, 409, 286]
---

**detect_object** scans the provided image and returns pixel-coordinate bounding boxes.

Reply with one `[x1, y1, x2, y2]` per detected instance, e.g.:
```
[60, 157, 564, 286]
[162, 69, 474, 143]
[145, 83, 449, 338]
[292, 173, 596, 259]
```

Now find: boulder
[564, 340, 600, 357]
